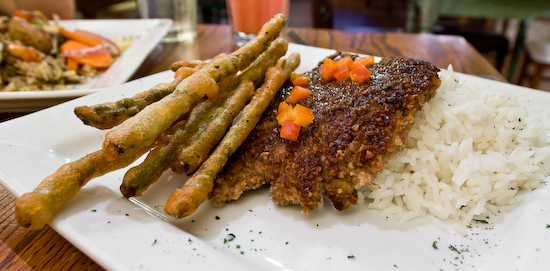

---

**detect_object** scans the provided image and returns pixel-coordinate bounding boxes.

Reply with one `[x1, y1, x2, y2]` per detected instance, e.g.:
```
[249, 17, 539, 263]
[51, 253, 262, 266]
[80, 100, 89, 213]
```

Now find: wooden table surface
[0, 23, 505, 270]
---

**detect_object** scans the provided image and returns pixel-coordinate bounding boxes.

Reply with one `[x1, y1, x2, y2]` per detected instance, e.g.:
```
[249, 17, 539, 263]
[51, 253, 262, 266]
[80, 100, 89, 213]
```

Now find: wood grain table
[0, 23, 505, 270]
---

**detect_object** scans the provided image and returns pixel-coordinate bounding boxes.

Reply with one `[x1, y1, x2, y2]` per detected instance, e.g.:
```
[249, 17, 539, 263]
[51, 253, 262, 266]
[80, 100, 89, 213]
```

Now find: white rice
[360, 66, 550, 227]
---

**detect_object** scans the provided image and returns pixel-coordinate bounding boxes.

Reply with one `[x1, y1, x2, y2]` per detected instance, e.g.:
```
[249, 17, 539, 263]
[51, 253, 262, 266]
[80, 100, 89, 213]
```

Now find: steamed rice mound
[361, 67, 550, 226]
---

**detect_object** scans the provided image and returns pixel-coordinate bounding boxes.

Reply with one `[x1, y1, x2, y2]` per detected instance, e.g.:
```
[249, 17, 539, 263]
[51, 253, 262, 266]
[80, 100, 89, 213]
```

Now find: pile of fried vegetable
[0, 10, 121, 91]
[14, 14, 300, 229]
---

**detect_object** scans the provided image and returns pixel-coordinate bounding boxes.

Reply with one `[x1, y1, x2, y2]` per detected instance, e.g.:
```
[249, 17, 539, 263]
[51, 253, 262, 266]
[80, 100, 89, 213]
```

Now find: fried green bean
[14, 146, 150, 230]
[102, 14, 287, 161]
[171, 38, 289, 174]
[120, 38, 289, 196]
[118, 81, 256, 197]
[74, 81, 181, 130]
[170, 59, 205, 71]
[73, 63, 204, 130]
[164, 53, 301, 219]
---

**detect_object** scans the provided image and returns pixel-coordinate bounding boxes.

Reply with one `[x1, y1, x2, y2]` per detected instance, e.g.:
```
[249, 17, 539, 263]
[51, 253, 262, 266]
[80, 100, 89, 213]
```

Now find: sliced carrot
[350, 65, 371, 83]
[6, 42, 42, 62]
[280, 119, 301, 141]
[293, 104, 315, 127]
[333, 65, 350, 81]
[61, 40, 113, 68]
[292, 75, 311, 86]
[335, 56, 353, 69]
[68, 53, 113, 69]
[60, 40, 89, 52]
[352, 56, 375, 69]
[59, 28, 102, 47]
[66, 58, 79, 71]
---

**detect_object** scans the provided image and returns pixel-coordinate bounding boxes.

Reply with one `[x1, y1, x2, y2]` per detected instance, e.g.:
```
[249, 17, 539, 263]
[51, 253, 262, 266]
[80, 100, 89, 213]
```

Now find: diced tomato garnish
[351, 56, 375, 69]
[322, 58, 339, 73]
[278, 101, 291, 114]
[333, 65, 350, 81]
[350, 65, 372, 83]
[276, 101, 293, 126]
[319, 66, 334, 81]
[292, 75, 311, 86]
[319, 58, 338, 81]
[285, 86, 312, 103]
[280, 119, 301, 141]
[293, 104, 315, 127]
[335, 56, 353, 69]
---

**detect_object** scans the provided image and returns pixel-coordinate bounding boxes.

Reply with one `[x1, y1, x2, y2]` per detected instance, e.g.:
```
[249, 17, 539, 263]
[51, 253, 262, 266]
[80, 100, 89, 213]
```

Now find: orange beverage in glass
[226, 0, 289, 46]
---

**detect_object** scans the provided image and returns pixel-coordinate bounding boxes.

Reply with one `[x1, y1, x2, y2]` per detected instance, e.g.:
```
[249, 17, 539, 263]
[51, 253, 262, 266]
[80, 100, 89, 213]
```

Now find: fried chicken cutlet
[209, 53, 441, 213]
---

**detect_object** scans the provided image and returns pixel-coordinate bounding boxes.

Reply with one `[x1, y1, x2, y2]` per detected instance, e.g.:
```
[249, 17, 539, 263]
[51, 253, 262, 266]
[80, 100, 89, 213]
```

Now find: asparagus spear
[120, 38, 289, 197]
[102, 14, 288, 161]
[164, 53, 301, 219]
[120, 81, 253, 197]
[74, 62, 206, 130]
[171, 38, 289, 174]
[14, 146, 151, 230]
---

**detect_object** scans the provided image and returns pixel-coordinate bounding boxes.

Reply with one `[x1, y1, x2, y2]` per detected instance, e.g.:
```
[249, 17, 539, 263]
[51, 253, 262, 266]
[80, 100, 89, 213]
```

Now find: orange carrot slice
[59, 28, 102, 47]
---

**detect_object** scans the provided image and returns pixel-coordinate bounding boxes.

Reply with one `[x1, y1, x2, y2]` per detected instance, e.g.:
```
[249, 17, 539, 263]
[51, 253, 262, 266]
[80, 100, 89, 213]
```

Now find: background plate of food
[0, 16, 171, 112]
[1, 43, 550, 270]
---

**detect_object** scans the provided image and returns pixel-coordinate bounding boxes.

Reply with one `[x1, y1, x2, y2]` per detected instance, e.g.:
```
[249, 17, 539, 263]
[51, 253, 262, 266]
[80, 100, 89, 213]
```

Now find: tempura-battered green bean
[171, 38, 289, 174]
[102, 14, 287, 161]
[120, 38, 289, 196]
[14, 146, 150, 230]
[120, 100, 214, 197]
[74, 60, 209, 130]
[170, 59, 205, 71]
[74, 79, 183, 130]
[164, 53, 301, 219]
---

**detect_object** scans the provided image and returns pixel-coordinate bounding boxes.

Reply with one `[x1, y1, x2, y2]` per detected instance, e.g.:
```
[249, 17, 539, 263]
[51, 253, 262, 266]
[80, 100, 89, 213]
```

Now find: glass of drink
[225, 0, 289, 47]
[137, 0, 197, 43]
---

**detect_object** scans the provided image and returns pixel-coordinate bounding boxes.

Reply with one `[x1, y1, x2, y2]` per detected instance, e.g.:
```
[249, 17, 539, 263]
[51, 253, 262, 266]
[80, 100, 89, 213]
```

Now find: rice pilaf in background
[0, 10, 121, 92]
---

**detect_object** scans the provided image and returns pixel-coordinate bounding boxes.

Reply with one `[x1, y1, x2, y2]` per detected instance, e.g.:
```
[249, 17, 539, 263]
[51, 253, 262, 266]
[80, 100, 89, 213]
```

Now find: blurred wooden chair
[406, 0, 550, 82]
[429, 17, 509, 72]
[518, 19, 550, 89]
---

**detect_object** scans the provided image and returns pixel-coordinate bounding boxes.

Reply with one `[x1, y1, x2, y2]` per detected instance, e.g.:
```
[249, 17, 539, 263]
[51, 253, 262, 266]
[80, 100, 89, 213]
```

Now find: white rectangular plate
[0, 19, 171, 112]
[1, 43, 550, 270]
